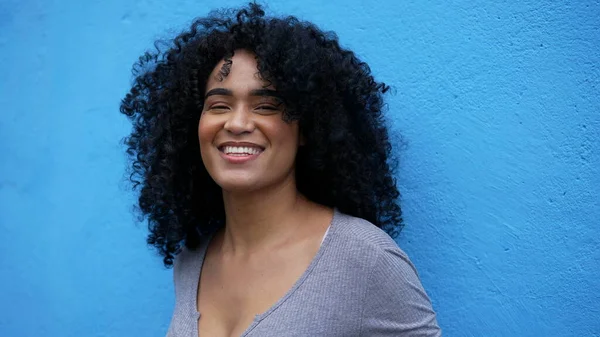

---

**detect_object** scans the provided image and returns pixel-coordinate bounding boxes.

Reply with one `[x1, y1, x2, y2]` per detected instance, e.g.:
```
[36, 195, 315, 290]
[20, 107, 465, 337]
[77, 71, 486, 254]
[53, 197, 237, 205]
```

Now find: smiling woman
[120, 3, 440, 337]
[199, 50, 301, 192]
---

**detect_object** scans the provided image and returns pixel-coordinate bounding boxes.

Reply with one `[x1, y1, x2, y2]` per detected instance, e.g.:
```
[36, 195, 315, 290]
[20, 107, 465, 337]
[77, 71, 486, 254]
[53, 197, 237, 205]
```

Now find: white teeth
[223, 146, 262, 155]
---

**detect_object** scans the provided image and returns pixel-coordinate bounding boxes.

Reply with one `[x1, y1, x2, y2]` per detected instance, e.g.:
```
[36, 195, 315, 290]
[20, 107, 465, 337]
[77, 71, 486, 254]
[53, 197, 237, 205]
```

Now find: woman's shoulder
[172, 237, 211, 282]
[332, 210, 407, 257]
[331, 211, 440, 335]
[323, 209, 417, 280]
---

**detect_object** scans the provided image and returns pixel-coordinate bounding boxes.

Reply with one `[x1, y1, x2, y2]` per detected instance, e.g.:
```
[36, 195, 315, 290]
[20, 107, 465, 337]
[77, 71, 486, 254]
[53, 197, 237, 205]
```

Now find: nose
[223, 105, 255, 135]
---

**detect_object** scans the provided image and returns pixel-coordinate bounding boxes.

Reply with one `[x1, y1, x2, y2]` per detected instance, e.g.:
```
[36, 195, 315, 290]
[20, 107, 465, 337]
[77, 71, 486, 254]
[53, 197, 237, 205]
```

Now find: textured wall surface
[1, 0, 599, 336]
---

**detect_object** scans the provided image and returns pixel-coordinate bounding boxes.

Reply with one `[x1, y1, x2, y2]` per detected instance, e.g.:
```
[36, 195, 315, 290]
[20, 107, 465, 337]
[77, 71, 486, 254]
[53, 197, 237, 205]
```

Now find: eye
[255, 105, 281, 115]
[208, 105, 230, 112]
[255, 100, 284, 114]
[257, 105, 278, 111]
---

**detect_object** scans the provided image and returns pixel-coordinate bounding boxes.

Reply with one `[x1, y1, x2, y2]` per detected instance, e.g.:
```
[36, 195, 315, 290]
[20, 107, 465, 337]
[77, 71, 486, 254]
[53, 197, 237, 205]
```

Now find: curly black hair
[120, 2, 403, 267]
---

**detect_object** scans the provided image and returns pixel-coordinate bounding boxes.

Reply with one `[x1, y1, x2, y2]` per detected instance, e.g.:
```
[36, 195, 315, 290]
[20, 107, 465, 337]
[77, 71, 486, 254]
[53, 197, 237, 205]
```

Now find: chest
[196, 248, 316, 337]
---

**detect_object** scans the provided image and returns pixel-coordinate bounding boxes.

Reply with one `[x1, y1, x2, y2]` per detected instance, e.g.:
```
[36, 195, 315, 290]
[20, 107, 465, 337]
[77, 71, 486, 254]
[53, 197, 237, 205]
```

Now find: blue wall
[1, 0, 598, 336]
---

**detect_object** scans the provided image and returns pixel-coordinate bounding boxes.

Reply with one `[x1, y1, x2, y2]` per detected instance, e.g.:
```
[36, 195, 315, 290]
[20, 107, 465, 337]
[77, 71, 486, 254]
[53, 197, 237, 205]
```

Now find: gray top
[166, 209, 441, 336]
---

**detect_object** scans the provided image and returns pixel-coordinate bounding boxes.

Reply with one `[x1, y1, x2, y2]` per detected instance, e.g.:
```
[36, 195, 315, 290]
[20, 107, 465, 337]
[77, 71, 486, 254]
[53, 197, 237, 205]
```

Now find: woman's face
[199, 49, 301, 193]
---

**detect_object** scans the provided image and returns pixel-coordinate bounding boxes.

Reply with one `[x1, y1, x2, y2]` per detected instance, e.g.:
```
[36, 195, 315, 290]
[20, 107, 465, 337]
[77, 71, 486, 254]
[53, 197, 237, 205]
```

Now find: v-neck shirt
[165, 209, 441, 336]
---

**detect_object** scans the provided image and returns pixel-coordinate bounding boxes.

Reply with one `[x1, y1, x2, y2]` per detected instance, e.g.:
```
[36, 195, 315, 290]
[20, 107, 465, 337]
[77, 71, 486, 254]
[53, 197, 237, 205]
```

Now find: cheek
[263, 120, 301, 165]
[263, 118, 299, 142]
[275, 122, 300, 147]
[198, 115, 214, 146]
[198, 115, 219, 161]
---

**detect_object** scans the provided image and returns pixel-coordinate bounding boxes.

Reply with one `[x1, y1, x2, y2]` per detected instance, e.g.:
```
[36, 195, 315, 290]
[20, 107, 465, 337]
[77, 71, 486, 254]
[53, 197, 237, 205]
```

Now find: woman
[121, 3, 441, 336]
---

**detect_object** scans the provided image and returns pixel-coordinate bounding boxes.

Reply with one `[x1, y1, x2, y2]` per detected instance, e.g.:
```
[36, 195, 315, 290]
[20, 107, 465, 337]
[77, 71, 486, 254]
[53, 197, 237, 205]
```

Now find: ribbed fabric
[166, 209, 441, 336]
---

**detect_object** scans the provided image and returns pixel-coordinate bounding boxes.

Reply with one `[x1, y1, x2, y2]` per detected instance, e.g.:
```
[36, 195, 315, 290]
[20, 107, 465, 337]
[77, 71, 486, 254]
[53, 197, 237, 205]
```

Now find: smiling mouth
[219, 145, 264, 156]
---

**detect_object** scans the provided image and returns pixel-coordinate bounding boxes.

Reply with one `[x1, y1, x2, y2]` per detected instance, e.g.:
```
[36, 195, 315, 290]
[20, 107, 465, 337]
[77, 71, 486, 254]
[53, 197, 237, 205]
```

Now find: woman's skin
[197, 49, 333, 337]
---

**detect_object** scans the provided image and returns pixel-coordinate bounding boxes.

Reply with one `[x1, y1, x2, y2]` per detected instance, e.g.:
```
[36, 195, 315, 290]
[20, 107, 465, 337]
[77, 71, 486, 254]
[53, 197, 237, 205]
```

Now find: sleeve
[359, 247, 441, 337]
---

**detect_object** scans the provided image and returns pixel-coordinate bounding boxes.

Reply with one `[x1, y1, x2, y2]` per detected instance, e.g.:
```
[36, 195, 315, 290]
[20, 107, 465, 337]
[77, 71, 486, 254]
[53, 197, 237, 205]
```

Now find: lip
[216, 141, 265, 164]
[219, 151, 261, 164]
[217, 141, 266, 150]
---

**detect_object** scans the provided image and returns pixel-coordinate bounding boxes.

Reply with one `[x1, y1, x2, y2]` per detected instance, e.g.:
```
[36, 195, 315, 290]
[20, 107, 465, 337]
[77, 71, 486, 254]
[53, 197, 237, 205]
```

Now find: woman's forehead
[206, 53, 274, 94]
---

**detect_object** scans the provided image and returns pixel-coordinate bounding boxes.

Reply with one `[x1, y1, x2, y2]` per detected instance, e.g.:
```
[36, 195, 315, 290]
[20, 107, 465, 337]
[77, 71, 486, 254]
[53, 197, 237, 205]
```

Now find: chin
[209, 168, 296, 194]
[214, 175, 263, 193]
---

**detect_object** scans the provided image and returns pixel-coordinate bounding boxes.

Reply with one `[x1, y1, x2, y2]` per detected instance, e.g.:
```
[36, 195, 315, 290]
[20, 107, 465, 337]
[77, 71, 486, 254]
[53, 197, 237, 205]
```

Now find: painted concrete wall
[1, 0, 598, 336]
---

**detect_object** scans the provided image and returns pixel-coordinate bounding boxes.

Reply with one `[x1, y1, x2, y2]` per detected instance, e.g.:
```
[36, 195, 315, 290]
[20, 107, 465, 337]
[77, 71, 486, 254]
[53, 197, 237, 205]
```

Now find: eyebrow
[204, 88, 281, 99]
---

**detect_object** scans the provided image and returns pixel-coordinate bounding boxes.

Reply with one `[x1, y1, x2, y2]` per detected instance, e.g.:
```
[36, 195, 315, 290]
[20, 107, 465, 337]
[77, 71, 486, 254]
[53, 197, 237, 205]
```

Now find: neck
[220, 176, 308, 254]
